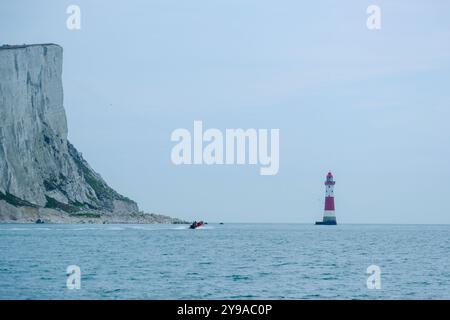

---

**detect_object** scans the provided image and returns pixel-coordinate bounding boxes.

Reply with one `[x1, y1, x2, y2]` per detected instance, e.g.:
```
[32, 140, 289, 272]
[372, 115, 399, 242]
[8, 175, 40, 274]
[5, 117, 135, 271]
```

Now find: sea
[0, 223, 449, 299]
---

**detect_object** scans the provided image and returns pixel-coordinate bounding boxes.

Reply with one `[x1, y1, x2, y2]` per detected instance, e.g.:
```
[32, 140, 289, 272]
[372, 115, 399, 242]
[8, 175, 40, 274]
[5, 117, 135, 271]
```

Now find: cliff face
[0, 44, 144, 222]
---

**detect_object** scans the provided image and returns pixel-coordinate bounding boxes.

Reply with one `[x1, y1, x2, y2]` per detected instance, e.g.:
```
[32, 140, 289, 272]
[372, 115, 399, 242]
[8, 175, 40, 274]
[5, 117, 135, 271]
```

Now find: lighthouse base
[315, 216, 337, 225]
[315, 220, 337, 225]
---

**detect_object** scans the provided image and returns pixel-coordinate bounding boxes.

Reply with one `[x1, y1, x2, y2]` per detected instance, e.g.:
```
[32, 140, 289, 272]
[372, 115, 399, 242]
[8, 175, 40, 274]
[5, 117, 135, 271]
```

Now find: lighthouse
[315, 171, 337, 225]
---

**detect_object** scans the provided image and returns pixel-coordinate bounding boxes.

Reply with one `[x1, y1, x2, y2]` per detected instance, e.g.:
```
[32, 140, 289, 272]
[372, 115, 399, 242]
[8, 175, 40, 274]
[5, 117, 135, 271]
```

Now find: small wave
[2, 227, 29, 231]
[102, 288, 122, 294]
[271, 261, 297, 267]
[1, 227, 53, 231]
[194, 226, 214, 230]
[172, 225, 189, 230]
[1, 227, 52, 231]
[302, 294, 322, 299]
[227, 295, 258, 299]
[127, 226, 150, 230]
[226, 274, 251, 281]
[106, 227, 125, 231]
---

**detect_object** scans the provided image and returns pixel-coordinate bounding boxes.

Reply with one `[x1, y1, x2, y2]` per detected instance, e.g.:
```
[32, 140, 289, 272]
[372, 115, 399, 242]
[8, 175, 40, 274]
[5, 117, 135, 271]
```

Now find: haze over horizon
[1, 0, 450, 224]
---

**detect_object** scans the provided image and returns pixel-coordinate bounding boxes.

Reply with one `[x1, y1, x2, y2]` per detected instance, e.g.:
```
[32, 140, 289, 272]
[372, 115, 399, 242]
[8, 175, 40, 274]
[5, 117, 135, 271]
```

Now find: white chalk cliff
[0, 44, 181, 223]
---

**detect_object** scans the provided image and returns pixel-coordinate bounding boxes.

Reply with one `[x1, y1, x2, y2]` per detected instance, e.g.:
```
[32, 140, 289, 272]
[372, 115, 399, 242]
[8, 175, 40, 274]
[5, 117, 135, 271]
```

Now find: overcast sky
[1, 0, 450, 223]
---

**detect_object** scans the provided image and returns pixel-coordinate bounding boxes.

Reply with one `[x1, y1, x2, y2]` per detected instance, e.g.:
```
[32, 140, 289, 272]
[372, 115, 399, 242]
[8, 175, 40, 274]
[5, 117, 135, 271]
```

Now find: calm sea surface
[0, 223, 449, 299]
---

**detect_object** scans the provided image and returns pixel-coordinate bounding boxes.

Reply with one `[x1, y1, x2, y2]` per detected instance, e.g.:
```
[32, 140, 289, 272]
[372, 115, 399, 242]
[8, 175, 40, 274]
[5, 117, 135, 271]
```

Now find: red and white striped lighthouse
[315, 171, 337, 225]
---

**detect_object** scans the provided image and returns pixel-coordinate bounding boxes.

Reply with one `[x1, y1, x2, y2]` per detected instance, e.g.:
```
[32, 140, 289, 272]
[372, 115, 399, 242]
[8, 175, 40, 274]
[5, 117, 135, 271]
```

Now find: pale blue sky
[1, 1, 450, 223]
